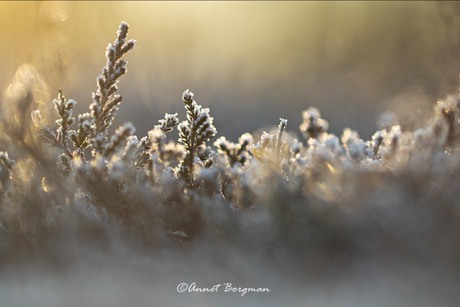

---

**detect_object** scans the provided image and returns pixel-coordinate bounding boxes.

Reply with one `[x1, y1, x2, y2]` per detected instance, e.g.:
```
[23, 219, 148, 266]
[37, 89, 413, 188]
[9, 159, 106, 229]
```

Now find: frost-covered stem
[300, 107, 329, 140]
[103, 123, 135, 157]
[90, 21, 136, 155]
[275, 118, 288, 159]
[178, 89, 217, 185]
[67, 113, 91, 161]
[236, 135, 251, 157]
[214, 133, 252, 167]
[134, 136, 152, 167]
[184, 95, 197, 184]
[53, 89, 76, 151]
[155, 113, 179, 133]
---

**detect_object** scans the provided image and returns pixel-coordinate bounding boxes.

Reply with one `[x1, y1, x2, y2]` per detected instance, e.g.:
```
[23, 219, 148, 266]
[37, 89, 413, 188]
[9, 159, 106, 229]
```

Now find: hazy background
[2, 1, 460, 140]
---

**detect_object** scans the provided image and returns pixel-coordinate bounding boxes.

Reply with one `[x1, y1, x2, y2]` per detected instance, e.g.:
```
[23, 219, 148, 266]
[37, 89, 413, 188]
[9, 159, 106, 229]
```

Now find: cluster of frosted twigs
[1, 22, 460, 270]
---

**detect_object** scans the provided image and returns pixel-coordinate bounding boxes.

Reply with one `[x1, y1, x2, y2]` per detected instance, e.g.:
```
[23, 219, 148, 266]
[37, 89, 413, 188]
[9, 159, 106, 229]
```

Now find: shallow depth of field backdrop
[2, 2, 460, 307]
[3, 1, 460, 139]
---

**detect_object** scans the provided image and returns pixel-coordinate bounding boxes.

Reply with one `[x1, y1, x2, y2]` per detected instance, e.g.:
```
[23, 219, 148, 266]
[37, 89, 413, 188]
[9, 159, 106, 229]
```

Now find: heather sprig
[275, 118, 288, 159]
[134, 135, 153, 168]
[53, 89, 76, 150]
[155, 113, 179, 133]
[381, 125, 402, 160]
[196, 145, 215, 169]
[341, 128, 366, 161]
[57, 153, 71, 175]
[127, 130, 160, 169]
[69, 113, 92, 157]
[177, 89, 217, 185]
[300, 107, 329, 139]
[130, 120, 178, 169]
[250, 131, 274, 161]
[102, 122, 135, 158]
[90, 21, 136, 155]
[368, 129, 386, 158]
[214, 133, 253, 167]
[30, 90, 76, 158]
[151, 114, 181, 165]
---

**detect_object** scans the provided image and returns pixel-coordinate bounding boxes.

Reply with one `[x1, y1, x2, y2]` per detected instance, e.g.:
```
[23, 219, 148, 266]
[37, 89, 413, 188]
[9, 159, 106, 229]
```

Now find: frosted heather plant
[89, 21, 136, 155]
[53, 90, 76, 154]
[341, 128, 366, 162]
[368, 129, 386, 159]
[275, 118, 288, 159]
[128, 113, 179, 169]
[214, 132, 253, 167]
[299, 107, 329, 140]
[250, 131, 274, 161]
[69, 113, 92, 159]
[177, 89, 217, 185]
[147, 128, 177, 173]
[380, 125, 402, 161]
[30, 89, 78, 159]
[2, 20, 460, 307]
[306, 132, 343, 161]
[155, 113, 179, 133]
[102, 122, 135, 158]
